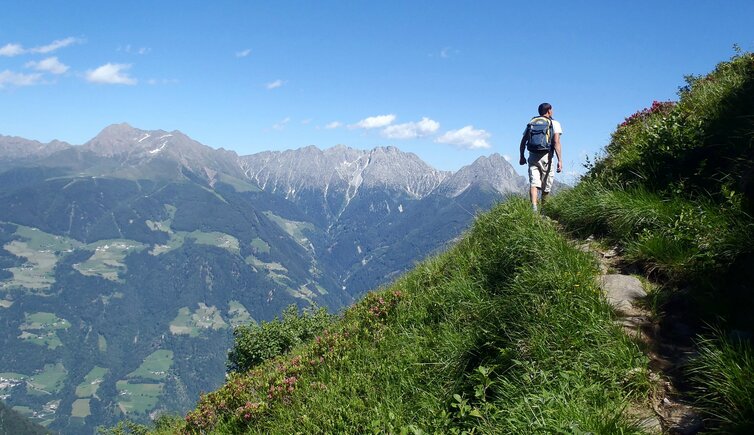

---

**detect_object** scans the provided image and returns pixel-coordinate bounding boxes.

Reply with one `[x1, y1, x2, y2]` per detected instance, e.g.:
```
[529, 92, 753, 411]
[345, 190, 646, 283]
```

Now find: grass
[0, 224, 80, 293]
[170, 304, 228, 337]
[116, 381, 164, 416]
[28, 363, 67, 395]
[127, 350, 173, 381]
[75, 366, 109, 398]
[18, 312, 70, 349]
[71, 398, 91, 418]
[688, 332, 754, 433]
[228, 300, 255, 328]
[159, 198, 650, 434]
[262, 211, 315, 250]
[250, 237, 270, 254]
[74, 239, 146, 282]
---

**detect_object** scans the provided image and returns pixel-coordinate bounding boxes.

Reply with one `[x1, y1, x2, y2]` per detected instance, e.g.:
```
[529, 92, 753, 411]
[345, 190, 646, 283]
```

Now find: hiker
[519, 102, 562, 212]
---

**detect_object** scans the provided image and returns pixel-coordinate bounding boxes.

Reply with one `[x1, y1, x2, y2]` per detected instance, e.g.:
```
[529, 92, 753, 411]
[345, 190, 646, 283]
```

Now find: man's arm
[519, 133, 527, 165]
[553, 133, 562, 173]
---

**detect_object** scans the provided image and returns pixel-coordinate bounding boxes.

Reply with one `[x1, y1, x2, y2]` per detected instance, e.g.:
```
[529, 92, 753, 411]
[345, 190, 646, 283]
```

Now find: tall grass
[142, 198, 650, 434]
[689, 332, 754, 433]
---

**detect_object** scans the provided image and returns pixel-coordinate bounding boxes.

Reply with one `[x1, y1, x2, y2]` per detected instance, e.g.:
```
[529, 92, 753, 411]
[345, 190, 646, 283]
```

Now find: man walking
[519, 102, 562, 212]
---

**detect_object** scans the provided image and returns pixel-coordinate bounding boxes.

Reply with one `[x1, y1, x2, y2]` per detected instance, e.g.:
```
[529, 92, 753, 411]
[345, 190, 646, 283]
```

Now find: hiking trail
[580, 236, 704, 434]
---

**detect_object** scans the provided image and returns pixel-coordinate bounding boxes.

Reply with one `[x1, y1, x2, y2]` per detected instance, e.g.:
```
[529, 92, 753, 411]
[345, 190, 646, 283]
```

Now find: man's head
[538, 103, 552, 116]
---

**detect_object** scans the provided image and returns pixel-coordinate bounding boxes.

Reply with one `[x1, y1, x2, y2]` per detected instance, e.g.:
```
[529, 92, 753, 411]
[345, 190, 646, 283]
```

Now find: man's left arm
[553, 133, 562, 173]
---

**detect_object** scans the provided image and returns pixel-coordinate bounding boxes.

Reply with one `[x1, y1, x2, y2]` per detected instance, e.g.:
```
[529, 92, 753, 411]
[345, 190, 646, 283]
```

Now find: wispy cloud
[119, 45, 151, 55]
[85, 63, 137, 85]
[503, 154, 511, 162]
[1, 37, 84, 57]
[436, 126, 491, 149]
[236, 48, 251, 58]
[324, 121, 342, 129]
[382, 117, 440, 139]
[26, 57, 69, 75]
[0, 43, 25, 57]
[0, 70, 43, 88]
[31, 37, 83, 54]
[272, 117, 291, 130]
[266, 79, 285, 89]
[353, 114, 396, 129]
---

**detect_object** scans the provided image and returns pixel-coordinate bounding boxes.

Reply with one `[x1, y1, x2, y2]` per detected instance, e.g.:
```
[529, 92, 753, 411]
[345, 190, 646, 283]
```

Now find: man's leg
[530, 186, 539, 210]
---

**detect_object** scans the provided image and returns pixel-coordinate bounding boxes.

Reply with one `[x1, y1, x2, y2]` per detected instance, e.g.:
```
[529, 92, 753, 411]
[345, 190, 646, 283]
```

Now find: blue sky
[1, 1, 753, 182]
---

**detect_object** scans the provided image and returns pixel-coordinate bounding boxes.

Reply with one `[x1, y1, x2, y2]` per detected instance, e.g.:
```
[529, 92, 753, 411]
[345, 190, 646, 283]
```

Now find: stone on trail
[599, 274, 647, 316]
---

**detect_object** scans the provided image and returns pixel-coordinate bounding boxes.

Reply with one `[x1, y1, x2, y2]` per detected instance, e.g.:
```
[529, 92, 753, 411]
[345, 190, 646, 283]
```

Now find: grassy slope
[547, 52, 754, 432]
[154, 198, 649, 434]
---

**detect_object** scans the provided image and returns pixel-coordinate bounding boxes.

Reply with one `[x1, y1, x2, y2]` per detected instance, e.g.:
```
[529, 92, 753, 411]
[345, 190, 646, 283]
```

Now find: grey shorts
[528, 151, 555, 192]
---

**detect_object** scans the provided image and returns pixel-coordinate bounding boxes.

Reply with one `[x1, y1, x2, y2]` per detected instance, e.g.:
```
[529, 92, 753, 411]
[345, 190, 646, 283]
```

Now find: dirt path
[582, 237, 704, 434]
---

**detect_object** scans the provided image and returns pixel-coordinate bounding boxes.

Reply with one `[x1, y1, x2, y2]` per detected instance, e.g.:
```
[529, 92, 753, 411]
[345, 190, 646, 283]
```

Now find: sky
[1, 1, 753, 183]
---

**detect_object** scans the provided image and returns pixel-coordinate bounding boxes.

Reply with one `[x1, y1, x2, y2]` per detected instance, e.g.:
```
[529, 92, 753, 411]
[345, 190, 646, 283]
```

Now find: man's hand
[557, 161, 562, 173]
[519, 156, 526, 165]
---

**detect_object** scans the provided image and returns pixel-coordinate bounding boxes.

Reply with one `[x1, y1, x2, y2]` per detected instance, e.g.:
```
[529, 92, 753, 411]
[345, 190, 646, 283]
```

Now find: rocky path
[584, 239, 704, 434]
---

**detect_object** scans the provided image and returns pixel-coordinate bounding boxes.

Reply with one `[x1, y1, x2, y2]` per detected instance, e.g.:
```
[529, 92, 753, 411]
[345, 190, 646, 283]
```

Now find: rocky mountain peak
[435, 153, 526, 197]
[0, 135, 72, 160]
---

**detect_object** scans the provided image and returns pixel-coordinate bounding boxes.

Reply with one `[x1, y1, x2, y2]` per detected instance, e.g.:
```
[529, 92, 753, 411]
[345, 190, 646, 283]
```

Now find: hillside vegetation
[116, 52, 754, 434]
[547, 50, 754, 432]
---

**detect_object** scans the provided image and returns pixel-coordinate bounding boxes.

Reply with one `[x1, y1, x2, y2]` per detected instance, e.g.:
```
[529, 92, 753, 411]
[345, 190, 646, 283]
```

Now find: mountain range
[0, 124, 529, 433]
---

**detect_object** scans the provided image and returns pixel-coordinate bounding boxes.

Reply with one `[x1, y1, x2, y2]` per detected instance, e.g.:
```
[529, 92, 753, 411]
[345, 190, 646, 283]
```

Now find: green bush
[226, 304, 333, 373]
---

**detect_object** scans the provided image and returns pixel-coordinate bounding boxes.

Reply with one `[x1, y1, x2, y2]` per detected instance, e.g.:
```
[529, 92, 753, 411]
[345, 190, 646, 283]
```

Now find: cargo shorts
[528, 151, 555, 193]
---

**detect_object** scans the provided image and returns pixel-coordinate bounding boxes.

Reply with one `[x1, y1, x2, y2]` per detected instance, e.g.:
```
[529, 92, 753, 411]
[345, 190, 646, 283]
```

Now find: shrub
[226, 304, 333, 373]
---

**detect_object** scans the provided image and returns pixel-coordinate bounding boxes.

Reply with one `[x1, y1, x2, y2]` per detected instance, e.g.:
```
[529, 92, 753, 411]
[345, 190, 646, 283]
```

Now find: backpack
[525, 116, 554, 153]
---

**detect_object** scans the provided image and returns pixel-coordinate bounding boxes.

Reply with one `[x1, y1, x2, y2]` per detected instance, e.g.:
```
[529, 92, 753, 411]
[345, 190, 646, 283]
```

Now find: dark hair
[538, 103, 552, 116]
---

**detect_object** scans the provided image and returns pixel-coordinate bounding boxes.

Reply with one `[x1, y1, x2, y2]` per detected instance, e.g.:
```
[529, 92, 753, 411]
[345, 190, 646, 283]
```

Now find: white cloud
[266, 79, 285, 89]
[324, 121, 342, 129]
[503, 154, 511, 162]
[26, 57, 69, 74]
[236, 49, 251, 58]
[0, 43, 25, 57]
[301, 119, 312, 125]
[272, 117, 291, 130]
[353, 114, 396, 129]
[436, 126, 491, 149]
[85, 63, 137, 85]
[0, 37, 83, 57]
[382, 117, 440, 139]
[31, 37, 83, 54]
[0, 70, 43, 88]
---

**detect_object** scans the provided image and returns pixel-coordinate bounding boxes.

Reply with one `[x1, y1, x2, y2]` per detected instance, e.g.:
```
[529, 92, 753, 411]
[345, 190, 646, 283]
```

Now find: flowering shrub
[618, 100, 675, 128]
[355, 289, 404, 337]
[185, 321, 356, 432]
[183, 291, 404, 433]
